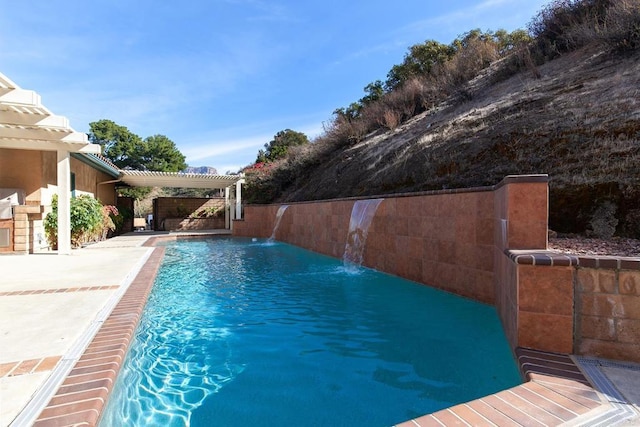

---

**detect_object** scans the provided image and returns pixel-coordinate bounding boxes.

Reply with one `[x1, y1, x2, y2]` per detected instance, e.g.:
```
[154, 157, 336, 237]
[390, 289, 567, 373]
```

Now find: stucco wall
[1, 148, 117, 253]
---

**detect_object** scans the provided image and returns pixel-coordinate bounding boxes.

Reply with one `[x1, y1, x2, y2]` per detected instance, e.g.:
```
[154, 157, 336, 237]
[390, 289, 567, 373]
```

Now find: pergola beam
[0, 126, 89, 145]
[0, 138, 101, 154]
[0, 109, 70, 128]
[0, 87, 41, 106]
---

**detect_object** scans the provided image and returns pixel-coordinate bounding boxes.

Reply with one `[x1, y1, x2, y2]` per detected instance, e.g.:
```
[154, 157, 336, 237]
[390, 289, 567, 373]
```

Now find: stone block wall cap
[506, 250, 640, 270]
[494, 174, 549, 190]
[507, 249, 579, 266]
[577, 256, 640, 270]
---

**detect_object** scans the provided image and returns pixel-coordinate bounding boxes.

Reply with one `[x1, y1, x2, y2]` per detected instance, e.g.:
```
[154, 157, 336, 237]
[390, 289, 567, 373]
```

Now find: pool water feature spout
[343, 199, 383, 266]
[268, 205, 289, 242]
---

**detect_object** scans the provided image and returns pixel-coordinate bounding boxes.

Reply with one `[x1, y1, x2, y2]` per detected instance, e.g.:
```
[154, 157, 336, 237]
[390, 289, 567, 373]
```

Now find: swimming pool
[100, 238, 521, 426]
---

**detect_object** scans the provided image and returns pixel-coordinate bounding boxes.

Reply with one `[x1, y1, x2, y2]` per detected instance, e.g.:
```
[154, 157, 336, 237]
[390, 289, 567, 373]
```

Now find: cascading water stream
[343, 199, 384, 267]
[268, 205, 289, 242]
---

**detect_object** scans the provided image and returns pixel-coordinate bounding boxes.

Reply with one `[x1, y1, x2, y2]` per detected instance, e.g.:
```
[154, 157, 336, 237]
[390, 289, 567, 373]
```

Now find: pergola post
[224, 186, 230, 229]
[235, 179, 243, 220]
[56, 149, 72, 254]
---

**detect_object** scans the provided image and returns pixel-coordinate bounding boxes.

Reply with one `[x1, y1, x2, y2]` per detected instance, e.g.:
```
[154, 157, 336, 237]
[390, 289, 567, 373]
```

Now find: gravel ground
[548, 237, 640, 257]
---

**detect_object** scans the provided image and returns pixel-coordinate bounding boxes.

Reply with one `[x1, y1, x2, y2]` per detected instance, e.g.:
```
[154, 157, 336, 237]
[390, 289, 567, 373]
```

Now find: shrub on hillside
[623, 209, 640, 238]
[437, 36, 502, 90]
[598, 0, 640, 51]
[529, 0, 640, 57]
[588, 201, 618, 238]
[530, 0, 612, 56]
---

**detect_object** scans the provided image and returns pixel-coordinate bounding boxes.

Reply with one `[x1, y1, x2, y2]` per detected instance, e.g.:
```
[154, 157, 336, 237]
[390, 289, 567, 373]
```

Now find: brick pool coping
[30, 239, 630, 426]
[508, 249, 640, 270]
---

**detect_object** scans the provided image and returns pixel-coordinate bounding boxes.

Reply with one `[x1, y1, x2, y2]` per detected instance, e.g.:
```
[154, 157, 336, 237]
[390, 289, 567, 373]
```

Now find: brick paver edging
[31, 247, 165, 427]
[397, 348, 610, 426]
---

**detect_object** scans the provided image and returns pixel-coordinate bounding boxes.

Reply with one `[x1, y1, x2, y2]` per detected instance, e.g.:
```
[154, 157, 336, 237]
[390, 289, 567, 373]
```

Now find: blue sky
[1, 0, 550, 173]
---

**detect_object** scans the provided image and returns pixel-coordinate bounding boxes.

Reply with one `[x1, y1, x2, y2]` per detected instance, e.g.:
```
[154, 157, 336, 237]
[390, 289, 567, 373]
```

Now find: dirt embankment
[280, 46, 640, 236]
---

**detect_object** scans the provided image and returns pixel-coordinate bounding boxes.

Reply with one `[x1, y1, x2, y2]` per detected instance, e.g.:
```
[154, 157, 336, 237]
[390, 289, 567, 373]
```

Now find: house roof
[0, 73, 100, 154]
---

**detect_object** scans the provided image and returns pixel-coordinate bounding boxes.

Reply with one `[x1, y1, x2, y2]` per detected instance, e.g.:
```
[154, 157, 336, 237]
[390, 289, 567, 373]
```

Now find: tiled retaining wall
[575, 258, 640, 363]
[234, 175, 640, 363]
[235, 175, 549, 306]
[235, 186, 500, 304]
[503, 254, 640, 363]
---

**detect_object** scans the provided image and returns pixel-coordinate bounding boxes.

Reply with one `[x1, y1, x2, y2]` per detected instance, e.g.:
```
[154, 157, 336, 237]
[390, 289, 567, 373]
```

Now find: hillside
[271, 45, 639, 237]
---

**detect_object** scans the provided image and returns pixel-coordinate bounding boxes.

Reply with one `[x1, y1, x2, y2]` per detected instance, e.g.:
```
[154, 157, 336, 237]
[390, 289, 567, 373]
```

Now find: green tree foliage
[141, 134, 187, 172]
[493, 29, 532, 55]
[88, 119, 144, 169]
[333, 80, 386, 122]
[256, 129, 309, 163]
[361, 80, 385, 106]
[88, 119, 186, 172]
[88, 119, 187, 200]
[385, 40, 456, 90]
[333, 102, 363, 123]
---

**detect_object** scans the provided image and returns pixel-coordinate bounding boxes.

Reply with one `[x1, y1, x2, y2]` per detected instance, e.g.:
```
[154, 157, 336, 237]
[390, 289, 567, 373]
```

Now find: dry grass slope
[278, 45, 640, 236]
[245, 1, 640, 237]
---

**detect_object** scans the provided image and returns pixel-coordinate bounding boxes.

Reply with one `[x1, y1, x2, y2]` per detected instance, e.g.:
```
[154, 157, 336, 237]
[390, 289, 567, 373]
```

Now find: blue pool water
[100, 238, 521, 426]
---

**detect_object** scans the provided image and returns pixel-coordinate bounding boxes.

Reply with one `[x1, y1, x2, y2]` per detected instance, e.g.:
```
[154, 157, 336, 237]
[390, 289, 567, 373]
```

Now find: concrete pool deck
[0, 232, 639, 426]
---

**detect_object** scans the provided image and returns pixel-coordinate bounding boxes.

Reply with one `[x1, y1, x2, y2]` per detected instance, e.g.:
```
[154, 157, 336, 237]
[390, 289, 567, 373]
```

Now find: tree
[88, 119, 144, 169]
[385, 40, 455, 90]
[360, 80, 385, 106]
[88, 119, 188, 200]
[141, 135, 187, 172]
[256, 129, 309, 163]
[332, 80, 386, 124]
[88, 120, 186, 172]
[494, 29, 532, 55]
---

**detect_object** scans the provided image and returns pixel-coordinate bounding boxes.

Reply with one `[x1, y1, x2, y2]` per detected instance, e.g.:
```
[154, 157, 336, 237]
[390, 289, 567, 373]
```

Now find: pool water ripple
[101, 238, 521, 426]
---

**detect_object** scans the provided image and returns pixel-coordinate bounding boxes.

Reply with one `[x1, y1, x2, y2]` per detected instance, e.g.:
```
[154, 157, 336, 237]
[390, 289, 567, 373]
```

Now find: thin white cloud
[182, 117, 325, 169]
[399, 0, 548, 42]
[184, 137, 266, 163]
